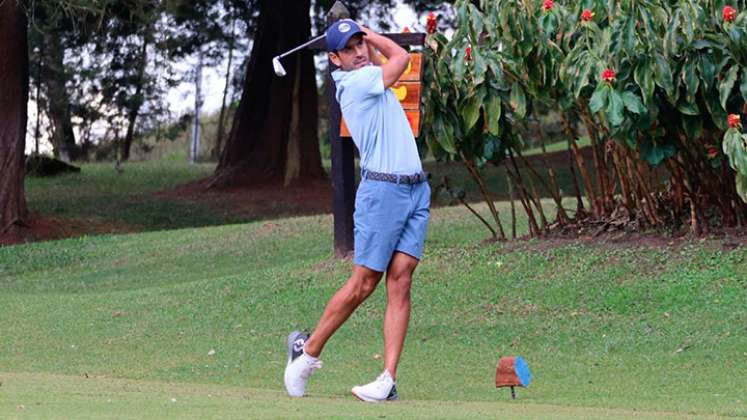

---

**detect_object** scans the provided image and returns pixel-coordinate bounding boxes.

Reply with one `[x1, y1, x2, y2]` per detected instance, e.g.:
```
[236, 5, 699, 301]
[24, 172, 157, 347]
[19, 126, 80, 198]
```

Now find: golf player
[284, 20, 430, 402]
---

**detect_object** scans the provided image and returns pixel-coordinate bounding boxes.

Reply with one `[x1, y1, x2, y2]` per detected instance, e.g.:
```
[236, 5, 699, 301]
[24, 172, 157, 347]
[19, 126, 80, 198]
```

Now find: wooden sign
[341, 52, 423, 138]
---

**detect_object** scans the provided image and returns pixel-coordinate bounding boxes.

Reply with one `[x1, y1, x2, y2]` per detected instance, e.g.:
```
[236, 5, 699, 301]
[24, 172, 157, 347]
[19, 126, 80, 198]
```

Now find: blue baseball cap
[326, 19, 366, 52]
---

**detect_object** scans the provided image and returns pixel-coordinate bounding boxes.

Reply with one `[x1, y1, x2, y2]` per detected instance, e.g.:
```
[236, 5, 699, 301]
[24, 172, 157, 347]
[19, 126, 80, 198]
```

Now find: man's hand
[360, 25, 409, 88]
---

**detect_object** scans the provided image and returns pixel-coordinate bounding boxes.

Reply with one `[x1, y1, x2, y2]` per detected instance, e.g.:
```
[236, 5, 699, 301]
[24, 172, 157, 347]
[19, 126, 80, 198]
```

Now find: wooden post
[327, 1, 355, 257]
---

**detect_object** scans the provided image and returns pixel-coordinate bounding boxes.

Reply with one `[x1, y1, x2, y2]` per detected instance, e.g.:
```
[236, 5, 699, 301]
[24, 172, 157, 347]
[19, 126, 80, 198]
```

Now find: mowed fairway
[2, 164, 747, 418]
[0, 372, 710, 419]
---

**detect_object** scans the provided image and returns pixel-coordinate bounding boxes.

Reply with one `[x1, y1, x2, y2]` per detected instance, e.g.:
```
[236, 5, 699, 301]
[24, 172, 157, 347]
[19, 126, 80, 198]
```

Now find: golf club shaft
[277, 34, 326, 59]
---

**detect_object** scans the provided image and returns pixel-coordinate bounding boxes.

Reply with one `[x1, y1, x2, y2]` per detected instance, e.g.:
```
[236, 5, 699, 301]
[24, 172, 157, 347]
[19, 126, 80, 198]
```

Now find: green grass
[6, 159, 746, 417]
[0, 373, 710, 419]
[24, 161, 234, 232]
[522, 137, 592, 156]
[1, 196, 746, 417]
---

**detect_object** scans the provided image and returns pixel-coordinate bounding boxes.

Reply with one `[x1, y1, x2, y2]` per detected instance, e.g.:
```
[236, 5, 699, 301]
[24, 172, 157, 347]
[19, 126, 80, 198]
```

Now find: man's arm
[361, 26, 409, 88]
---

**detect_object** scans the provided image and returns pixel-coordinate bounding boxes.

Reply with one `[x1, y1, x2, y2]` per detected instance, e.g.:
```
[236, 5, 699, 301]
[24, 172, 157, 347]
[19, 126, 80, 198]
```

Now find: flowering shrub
[423, 0, 747, 236]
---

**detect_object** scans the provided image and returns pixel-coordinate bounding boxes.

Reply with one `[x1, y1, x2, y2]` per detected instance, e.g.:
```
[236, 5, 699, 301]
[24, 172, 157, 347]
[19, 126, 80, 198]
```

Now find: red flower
[426, 12, 437, 34]
[706, 145, 719, 159]
[581, 9, 594, 22]
[602, 68, 616, 83]
[543, 0, 554, 11]
[728, 114, 742, 128]
[402, 26, 411, 33]
[723, 5, 737, 22]
[465, 46, 472, 61]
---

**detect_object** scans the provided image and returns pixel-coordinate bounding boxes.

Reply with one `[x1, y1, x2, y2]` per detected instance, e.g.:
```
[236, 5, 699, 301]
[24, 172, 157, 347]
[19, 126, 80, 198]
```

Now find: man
[283, 20, 430, 402]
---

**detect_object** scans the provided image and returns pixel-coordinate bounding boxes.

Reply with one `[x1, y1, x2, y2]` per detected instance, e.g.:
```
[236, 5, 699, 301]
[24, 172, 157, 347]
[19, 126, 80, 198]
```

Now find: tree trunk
[121, 35, 149, 162]
[211, 14, 237, 161]
[210, 0, 324, 188]
[42, 29, 77, 162]
[190, 48, 203, 164]
[0, 1, 30, 240]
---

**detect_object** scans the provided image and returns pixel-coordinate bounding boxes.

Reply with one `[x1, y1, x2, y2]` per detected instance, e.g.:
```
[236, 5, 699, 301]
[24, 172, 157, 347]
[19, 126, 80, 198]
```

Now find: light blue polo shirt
[332, 65, 422, 175]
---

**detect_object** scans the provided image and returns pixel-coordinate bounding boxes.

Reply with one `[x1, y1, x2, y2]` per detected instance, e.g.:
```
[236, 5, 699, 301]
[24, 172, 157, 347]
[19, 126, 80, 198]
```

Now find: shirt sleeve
[343, 65, 385, 101]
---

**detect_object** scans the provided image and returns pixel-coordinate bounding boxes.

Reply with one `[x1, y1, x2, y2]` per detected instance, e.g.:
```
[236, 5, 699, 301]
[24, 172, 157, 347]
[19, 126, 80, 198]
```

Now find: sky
[26, 4, 420, 155]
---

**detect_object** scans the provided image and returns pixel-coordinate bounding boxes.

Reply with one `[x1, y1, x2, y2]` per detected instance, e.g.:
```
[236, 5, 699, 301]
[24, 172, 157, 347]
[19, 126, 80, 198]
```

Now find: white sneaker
[351, 370, 399, 402]
[283, 331, 322, 397]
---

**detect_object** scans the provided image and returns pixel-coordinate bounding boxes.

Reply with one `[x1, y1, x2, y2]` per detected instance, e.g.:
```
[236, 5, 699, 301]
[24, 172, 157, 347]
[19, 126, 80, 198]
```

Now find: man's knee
[348, 270, 381, 303]
[386, 271, 412, 299]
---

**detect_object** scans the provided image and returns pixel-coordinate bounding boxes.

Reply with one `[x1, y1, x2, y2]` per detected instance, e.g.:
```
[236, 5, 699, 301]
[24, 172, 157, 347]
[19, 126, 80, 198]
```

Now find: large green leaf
[452, 45, 468, 81]
[572, 56, 593, 99]
[622, 91, 645, 114]
[606, 89, 625, 126]
[485, 94, 502, 136]
[589, 83, 610, 114]
[468, 3, 484, 40]
[623, 16, 636, 52]
[634, 61, 655, 104]
[509, 82, 526, 119]
[704, 89, 728, 130]
[736, 173, 747, 204]
[639, 139, 677, 166]
[682, 116, 703, 140]
[741, 69, 747, 102]
[698, 53, 716, 91]
[433, 117, 456, 155]
[472, 47, 488, 85]
[683, 59, 699, 102]
[462, 94, 482, 131]
[653, 53, 676, 98]
[677, 100, 700, 116]
[719, 65, 739, 110]
[722, 131, 747, 173]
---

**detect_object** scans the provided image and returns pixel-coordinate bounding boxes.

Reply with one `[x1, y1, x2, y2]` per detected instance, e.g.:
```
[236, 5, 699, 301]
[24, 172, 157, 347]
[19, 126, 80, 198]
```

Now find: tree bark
[210, 0, 324, 188]
[42, 28, 78, 161]
[0, 1, 30, 239]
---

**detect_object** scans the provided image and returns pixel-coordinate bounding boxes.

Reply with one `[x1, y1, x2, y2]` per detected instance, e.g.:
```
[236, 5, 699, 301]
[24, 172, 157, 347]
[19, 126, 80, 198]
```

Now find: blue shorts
[353, 177, 431, 272]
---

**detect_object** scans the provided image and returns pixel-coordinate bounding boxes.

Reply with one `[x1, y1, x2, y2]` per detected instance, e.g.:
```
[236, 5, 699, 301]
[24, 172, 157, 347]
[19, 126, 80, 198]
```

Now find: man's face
[329, 34, 369, 71]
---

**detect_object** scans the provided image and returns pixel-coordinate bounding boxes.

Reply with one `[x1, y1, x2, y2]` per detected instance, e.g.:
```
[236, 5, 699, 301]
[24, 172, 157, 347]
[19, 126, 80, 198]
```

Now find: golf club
[272, 34, 326, 77]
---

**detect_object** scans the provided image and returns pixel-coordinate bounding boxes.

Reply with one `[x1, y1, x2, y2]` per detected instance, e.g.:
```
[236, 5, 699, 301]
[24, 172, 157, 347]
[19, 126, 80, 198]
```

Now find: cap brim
[328, 30, 366, 52]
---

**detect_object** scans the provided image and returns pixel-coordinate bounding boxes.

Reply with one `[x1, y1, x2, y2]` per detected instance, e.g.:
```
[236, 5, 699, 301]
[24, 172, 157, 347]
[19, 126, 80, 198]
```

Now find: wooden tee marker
[495, 356, 532, 399]
[340, 53, 424, 137]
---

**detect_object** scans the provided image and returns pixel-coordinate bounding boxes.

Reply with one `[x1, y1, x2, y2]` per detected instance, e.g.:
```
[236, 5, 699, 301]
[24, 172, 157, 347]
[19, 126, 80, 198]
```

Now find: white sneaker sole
[351, 387, 396, 403]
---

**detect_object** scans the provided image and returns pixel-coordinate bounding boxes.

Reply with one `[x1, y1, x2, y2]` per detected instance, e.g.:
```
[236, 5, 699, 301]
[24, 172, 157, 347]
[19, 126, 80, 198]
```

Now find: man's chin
[353, 61, 369, 69]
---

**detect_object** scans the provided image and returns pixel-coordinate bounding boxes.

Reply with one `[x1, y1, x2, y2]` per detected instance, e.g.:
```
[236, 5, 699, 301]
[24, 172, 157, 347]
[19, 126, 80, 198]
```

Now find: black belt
[362, 170, 429, 184]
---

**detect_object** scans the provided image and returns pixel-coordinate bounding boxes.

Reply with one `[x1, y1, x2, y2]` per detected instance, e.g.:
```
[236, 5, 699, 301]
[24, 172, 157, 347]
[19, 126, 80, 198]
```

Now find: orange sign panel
[341, 109, 421, 138]
[398, 53, 422, 82]
[340, 52, 423, 138]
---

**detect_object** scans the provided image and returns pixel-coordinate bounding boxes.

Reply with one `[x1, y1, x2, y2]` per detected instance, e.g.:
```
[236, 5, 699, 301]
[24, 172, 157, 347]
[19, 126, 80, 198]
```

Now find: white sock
[302, 346, 319, 362]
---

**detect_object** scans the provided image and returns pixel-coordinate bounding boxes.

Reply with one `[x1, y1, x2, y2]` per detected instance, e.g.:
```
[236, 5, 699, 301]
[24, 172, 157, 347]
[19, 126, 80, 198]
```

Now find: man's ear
[328, 52, 341, 67]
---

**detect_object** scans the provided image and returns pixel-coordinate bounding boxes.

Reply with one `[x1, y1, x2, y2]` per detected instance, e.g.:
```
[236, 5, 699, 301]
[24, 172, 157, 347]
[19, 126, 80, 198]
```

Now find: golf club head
[272, 57, 286, 77]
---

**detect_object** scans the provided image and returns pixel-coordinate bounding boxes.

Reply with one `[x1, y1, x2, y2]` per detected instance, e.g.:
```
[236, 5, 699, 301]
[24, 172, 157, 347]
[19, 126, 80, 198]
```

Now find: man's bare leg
[383, 252, 419, 379]
[304, 265, 384, 357]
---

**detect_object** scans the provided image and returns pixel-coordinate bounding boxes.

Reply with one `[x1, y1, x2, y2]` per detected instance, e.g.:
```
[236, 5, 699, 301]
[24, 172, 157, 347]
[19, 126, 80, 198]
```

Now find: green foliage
[423, 0, 747, 209]
[723, 128, 747, 201]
